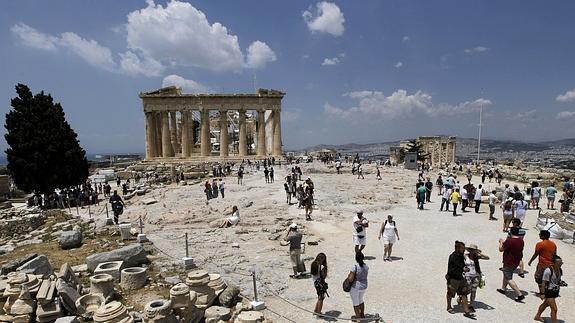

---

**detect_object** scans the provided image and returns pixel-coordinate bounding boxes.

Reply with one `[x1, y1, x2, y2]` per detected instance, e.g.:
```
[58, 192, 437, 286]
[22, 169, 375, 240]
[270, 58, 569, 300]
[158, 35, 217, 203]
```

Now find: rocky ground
[93, 161, 574, 323]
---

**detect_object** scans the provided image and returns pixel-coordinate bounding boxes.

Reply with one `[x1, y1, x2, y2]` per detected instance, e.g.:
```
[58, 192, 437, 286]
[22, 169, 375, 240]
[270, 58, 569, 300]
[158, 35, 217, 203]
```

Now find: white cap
[289, 223, 297, 229]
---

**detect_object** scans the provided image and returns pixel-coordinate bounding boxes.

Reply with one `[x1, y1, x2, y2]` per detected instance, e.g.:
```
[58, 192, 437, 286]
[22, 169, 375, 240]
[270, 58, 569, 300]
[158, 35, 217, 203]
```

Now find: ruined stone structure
[417, 136, 457, 165]
[139, 87, 285, 160]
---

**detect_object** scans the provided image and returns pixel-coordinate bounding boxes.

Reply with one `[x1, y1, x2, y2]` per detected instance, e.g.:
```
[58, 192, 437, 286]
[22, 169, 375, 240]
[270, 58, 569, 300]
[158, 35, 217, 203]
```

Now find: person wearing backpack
[311, 253, 329, 317]
[378, 214, 400, 261]
[346, 251, 369, 320]
[502, 197, 514, 232]
[533, 255, 564, 323]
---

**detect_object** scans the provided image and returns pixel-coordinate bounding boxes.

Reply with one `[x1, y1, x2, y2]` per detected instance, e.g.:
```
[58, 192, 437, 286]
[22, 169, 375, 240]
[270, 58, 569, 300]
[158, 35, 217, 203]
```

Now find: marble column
[257, 109, 266, 156]
[238, 109, 247, 157]
[272, 108, 282, 156]
[154, 112, 163, 157]
[181, 110, 190, 157]
[145, 112, 157, 159]
[188, 110, 195, 155]
[200, 108, 211, 156]
[162, 111, 173, 157]
[170, 111, 180, 155]
[219, 110, 229, 157]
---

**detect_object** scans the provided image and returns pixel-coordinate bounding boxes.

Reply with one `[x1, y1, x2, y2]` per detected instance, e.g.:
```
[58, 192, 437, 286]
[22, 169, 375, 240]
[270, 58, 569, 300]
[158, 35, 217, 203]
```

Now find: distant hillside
[539, 138, 575, 147]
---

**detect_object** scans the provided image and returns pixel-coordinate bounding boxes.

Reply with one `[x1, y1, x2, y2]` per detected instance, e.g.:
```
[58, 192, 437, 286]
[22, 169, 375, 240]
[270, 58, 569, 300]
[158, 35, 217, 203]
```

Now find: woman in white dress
[378, 214, 400, 261]
[220, 205, 240, 227]
[513, 194, 528, 225]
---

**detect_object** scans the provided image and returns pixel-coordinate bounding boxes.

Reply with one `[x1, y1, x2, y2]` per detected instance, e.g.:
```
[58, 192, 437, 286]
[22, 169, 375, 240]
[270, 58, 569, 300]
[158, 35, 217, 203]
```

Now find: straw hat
[466, 244, 481, 252]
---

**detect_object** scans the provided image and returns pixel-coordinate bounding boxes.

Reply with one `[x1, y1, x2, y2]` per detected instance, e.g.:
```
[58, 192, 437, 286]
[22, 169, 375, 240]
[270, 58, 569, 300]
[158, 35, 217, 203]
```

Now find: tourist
[533, 255, 564, 323]
[510, 218, 527, 278]
[109, 190, 124, 225]
[353, 210, 369, 253]
[546, 184, 557, 210]
[527, 230, 557, 298]
[525, 185, 532, 209]
[219, 205, 240, 228]
[461, 185, 469, 212]
[425, 177, 433, 202]
[378, 214, 400, 261]
[284, 176, 294, 204]
[463, 244, 489, 312]
[446, 241, 475, 318]
[296, 184, 305, 208]
[357, 164, 364, 179]
[304, 191, 313, 221]
[502, 197, 514, 232]
[211, 180, 218, 198]
[285, 223, 304, 278]
[264, 167, 269, 183]
[440, 185, 452, 212]
[559, 188, 573, 212]
[203, 181, 212, 201]
[436, 175, 444, 195]
[466, 169, 473, 183]
[497, 227, 525, 302]
[311, 253, 329, 316]
[376, 166, 382, 180]
[269, 166, 275, 183]
[335, 160, 342, 174]
[450, 188, 461, 216]
[417, 182, 427, 210]
[474, 184, 484, 213]
[237, 166, 244, 185]
[346, 251, 369, 320]
[218, 179, 225, 199]
[513, 194, 528, 225]
[531, 182, 542, 209]
[488, 190, 498, 220]
[481, 170, 486, 184]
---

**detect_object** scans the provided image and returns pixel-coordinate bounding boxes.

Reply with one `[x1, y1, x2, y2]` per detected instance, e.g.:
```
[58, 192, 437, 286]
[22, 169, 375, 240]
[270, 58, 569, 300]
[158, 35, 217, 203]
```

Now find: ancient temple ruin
[139, 87, 285, 160]
[417, 136, 457, 165]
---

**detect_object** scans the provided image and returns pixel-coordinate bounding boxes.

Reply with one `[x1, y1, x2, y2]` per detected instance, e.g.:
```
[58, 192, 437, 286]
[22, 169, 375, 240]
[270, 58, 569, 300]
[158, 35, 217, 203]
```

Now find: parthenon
[139, 87, 285, 160]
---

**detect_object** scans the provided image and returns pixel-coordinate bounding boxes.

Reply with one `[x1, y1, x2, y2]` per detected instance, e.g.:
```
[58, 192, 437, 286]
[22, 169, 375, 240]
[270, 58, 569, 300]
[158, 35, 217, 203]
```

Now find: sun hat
[289, 223, 297, 229]
[466, 244, 481, 252]
[356, 210, 364, 215]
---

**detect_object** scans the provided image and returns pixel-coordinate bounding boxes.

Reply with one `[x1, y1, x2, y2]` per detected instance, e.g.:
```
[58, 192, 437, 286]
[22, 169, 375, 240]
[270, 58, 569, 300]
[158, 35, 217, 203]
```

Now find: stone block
[75, 293, 105, 320]
[58, 230, 82, 249]
[236, 311, 264, 323]
[217, 285, 240, 308]
[36, 300, 62, 323]
[204, 306, 231, 321]
[1, 254, 37, 275]
[54, 316, 78, 323]
[94, 261, 123, 283]
[89, 274, 115, 300]
[120, 267, 147, 290]
[55, 279, 79, 314]
[16, 255, 53, 277]
[86, 245, 148, 272]
[36, 279, 56, 305]
[57, 263, 81, 291]
[142, 198, 158, 205]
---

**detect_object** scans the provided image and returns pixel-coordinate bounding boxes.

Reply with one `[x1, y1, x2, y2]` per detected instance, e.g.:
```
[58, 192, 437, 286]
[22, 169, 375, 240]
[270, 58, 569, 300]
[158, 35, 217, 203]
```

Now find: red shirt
[502, 237, 524, 268]
[535, 240, 557, 267]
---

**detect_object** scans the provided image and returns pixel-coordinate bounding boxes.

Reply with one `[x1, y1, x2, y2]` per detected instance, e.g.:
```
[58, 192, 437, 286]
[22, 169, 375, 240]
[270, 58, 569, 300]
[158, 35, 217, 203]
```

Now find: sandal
[463, 312, 476, 319]
[496, 288, 506, 295]
[446, 308, 456, 314]
[518, 273, 525, 278]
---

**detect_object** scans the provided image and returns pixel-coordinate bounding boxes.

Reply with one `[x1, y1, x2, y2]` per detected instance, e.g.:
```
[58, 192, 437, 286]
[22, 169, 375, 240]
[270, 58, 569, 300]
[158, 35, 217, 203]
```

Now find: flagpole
[477, 99, 483, 165]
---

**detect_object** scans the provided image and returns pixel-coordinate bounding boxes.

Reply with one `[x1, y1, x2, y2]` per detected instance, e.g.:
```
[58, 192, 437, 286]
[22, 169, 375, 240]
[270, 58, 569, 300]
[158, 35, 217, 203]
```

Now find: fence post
[249, 268, 265, 310]
[181, 232, 194, 268]
[185, 233, 189, 258]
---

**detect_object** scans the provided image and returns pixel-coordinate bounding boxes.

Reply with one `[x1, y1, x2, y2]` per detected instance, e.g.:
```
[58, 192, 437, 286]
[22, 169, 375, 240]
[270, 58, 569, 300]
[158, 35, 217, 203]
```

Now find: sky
[1, 0, 575, 154]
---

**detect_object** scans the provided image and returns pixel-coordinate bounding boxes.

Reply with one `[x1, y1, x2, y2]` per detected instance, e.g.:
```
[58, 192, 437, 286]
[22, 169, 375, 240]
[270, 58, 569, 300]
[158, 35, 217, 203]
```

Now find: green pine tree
[4, 84, 89, 195]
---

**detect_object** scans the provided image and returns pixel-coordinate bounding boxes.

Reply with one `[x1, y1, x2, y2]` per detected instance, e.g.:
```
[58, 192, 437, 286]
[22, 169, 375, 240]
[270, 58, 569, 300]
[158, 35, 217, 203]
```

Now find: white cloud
[395, 61, 403, 69]
[59, 32, 116, 71]
[321, 57, 340, 66]
[402, 36, 410, 43]
[556, 111, 575, 119]
[508, 109, 537, 121]
[303, 2, 345, 36]
[464, 46, 489, 54]
[162, 74, 210, 93]
[10, 1, 276, 76]
[326, 90, 492, 119]
[245, 41, 277, 69]
[119, 51, 164, 77]
[556, 89, 575, 102]
[10, 23, 58, 51]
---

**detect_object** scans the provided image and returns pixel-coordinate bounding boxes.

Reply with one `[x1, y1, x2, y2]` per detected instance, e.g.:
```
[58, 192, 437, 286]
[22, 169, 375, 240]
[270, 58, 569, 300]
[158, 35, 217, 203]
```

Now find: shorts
[489, 205, 495, 215]
[465, 275, 480, 290]
[502, 266, 517, 281]
[503, 211, 513, 220]
[381, 235, 395, 245]
[353, 235, 366, 246]
[544, 289, 559, 299]
[314, 278, 328, 300]
[290, 249, 302, 268]
[534, 264, 549, 284]
[547, 197, 555, 203]
[447, 278, 469, 297]
[350, 287, 366, 306]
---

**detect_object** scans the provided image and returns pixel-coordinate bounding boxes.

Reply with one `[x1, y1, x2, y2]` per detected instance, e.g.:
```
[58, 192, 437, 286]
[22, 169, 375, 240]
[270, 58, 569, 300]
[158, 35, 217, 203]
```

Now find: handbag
[478, 274, 486, 289]
[343, 264, 356, 292]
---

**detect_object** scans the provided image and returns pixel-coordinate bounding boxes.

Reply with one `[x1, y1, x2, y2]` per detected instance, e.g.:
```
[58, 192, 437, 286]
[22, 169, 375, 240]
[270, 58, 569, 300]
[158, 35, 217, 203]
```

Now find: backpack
[504, 200, 513, 211]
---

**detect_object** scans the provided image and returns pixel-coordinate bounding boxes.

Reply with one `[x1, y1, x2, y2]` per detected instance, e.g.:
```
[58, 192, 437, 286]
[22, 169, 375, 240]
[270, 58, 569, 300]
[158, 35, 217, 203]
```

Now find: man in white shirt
[474, 184, 484, 213]
[353, 210, 369, 253]
[461, 187, 468, 212]
[488, 190, 498, 220]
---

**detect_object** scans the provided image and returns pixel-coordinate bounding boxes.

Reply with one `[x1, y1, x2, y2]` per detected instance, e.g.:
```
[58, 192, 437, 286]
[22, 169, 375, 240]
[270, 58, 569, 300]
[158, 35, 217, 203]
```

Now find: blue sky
[1, 0, 575, 154]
